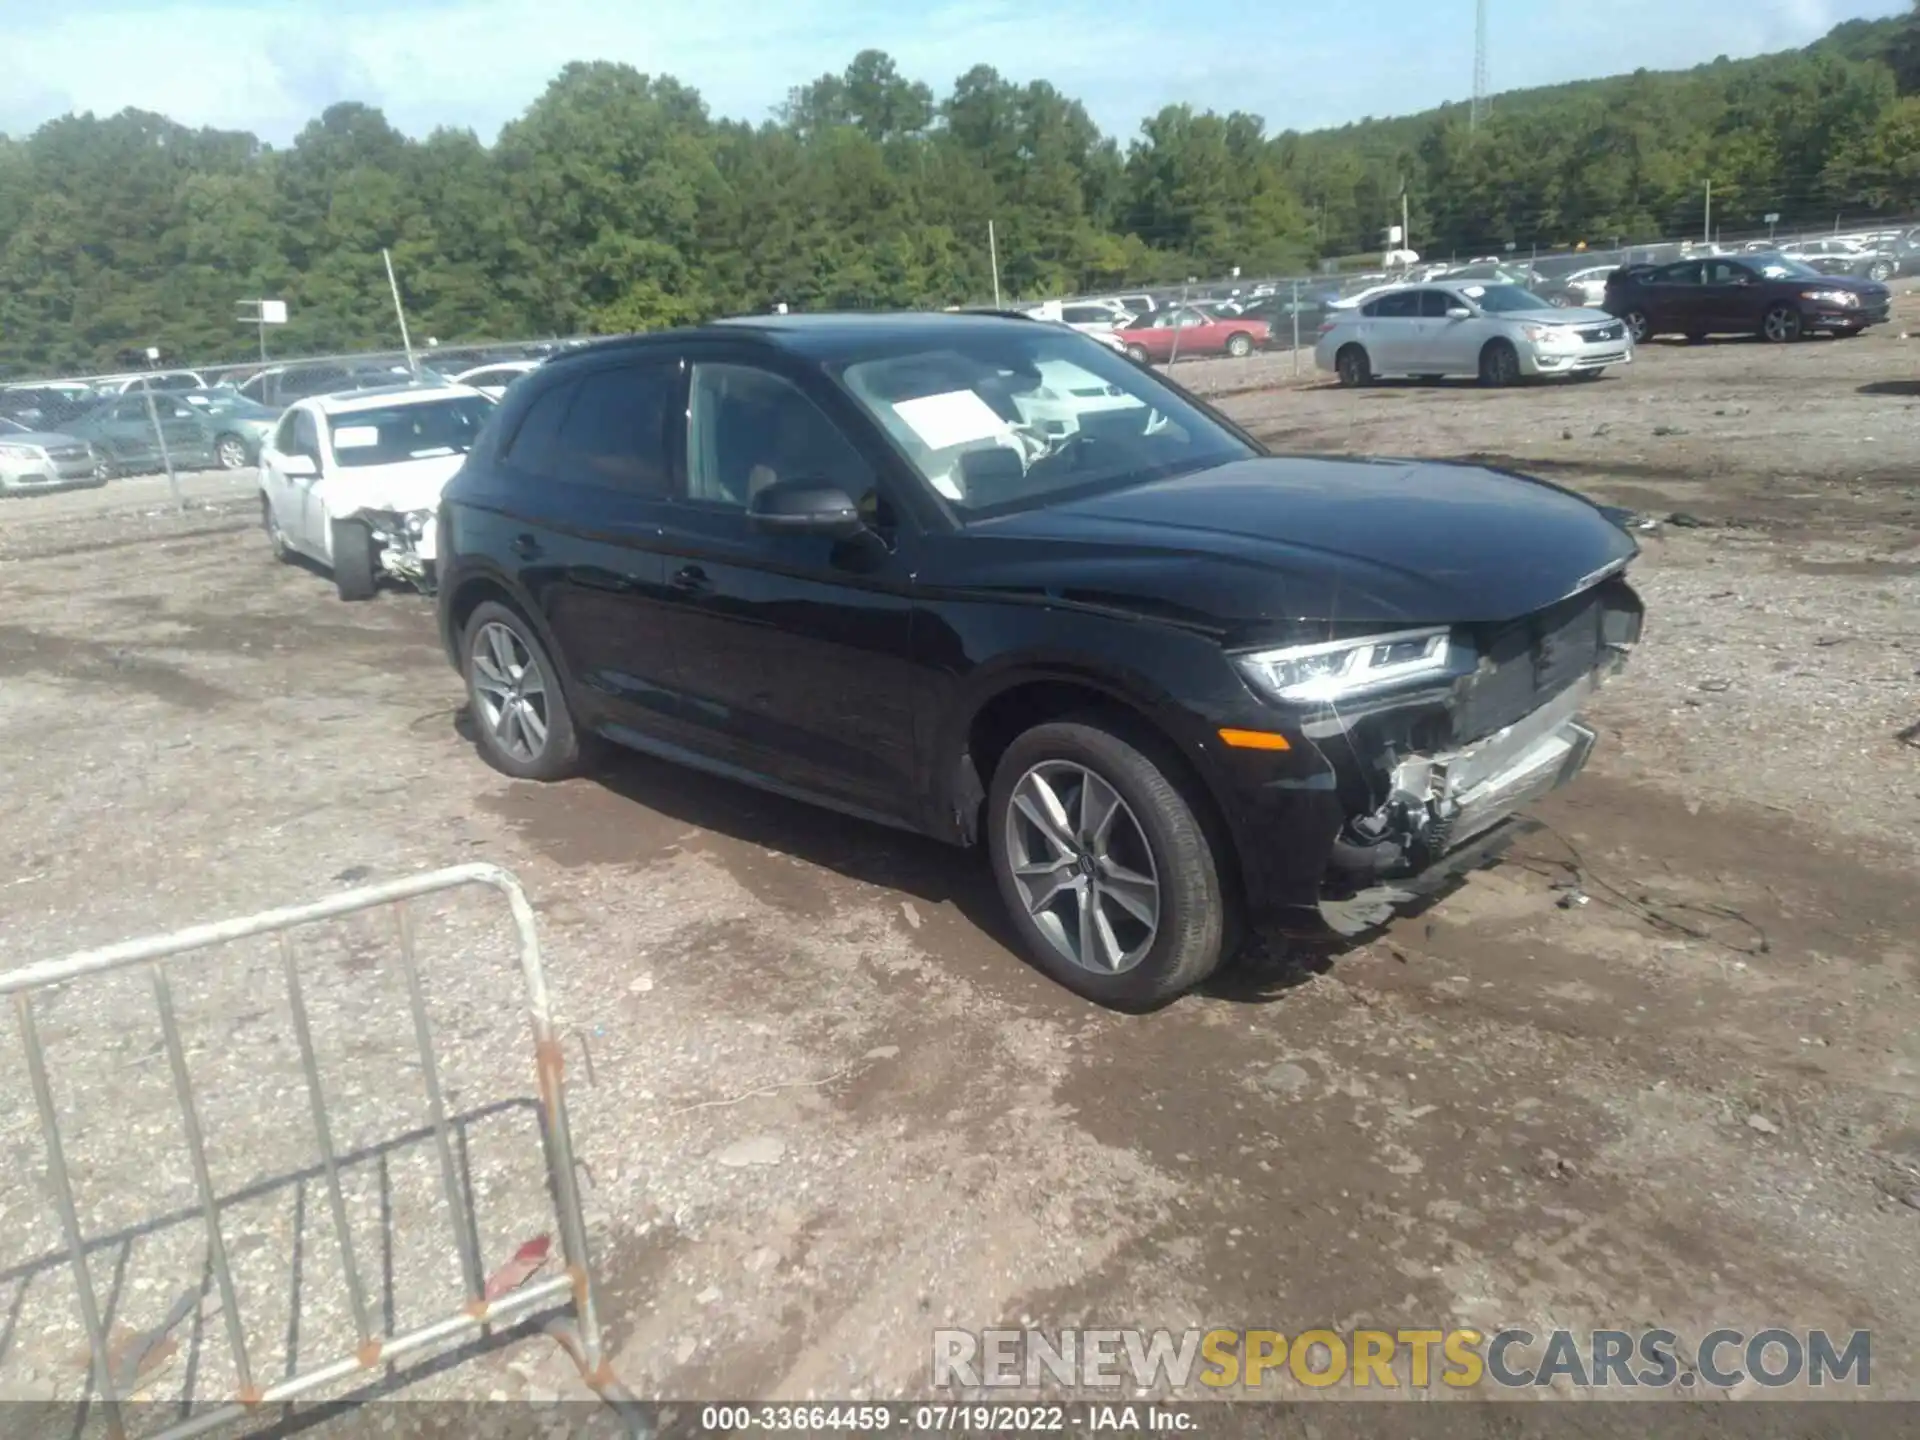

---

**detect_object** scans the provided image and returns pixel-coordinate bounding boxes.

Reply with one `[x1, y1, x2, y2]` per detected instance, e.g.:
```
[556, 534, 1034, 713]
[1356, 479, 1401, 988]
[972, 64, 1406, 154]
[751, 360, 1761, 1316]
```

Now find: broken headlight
[1236, 627, 1452, 705]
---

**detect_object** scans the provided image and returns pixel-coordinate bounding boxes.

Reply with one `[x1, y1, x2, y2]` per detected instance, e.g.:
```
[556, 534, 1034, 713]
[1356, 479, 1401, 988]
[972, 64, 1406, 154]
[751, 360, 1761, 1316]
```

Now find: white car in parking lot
[452, 360, 540, 400]
[258, 384, 494, 599]
[1314, 281, 1633, 387]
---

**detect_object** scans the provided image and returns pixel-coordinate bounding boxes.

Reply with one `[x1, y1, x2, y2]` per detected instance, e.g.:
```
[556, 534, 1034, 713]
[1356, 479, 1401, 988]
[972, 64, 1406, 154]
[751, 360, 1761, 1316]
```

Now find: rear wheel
[1224, 331, 1254, 358]
[1125, 344, 1151, 365]
[330, 517, 378, 601]
[262, 495, 292, 562]
[987, 718, 1229, 1009]
[1479, 339, 1522, 387]
[1335, 344, 1372, 387]
[1762, 304, 1803, 344]
[462, 601, 582, 782]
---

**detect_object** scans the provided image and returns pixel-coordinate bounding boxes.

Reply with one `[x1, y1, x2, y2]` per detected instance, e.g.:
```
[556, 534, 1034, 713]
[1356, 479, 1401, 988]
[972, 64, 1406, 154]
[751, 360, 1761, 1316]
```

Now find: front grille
[1449, 578, 1639, 744]
[1578, 324, 1623, 342]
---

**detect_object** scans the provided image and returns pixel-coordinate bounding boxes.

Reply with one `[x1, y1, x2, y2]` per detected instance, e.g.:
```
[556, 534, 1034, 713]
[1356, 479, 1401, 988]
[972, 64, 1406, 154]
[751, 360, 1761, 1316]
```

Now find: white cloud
[0, 0, 1904, 146]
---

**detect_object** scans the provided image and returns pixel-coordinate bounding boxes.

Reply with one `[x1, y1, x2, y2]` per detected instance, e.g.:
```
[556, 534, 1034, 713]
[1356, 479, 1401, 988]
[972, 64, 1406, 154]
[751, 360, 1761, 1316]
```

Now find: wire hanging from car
[1517, 820, 1771, 956]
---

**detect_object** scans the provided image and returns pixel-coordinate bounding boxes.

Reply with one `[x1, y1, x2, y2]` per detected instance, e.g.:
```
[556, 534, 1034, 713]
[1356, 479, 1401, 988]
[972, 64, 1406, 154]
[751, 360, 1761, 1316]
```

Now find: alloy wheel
[1763, 305, 1801, 343]
[470, 621, 552, 764]
[1625, 311, 1650, 343]
[1003, 760, 1160, 975]
[216, 435, 248, 470]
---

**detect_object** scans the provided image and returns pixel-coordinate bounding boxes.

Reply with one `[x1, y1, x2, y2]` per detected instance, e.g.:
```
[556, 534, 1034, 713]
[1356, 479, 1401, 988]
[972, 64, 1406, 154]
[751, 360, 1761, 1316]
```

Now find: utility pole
[382, 248, 418, 379]
[1402, 191, 1411, 260]
[1471, 0, 1490, 132]
[988, 221, 1002, 309]
[1703, 180, 1712, 246]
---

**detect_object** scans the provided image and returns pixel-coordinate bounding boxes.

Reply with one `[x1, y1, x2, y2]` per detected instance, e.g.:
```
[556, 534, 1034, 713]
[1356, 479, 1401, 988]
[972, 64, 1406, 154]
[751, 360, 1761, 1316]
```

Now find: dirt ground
[1, 302, 1917, 1425]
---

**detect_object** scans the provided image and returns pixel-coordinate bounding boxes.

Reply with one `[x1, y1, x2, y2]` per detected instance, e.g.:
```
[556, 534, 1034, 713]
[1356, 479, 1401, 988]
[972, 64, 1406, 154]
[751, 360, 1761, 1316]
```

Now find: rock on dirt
[716, 1135, 786, 1167]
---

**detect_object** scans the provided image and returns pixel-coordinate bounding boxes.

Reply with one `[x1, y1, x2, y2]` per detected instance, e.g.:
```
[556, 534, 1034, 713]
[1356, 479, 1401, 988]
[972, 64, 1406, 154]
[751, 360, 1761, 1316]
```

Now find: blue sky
[0, 0, 1906, 145]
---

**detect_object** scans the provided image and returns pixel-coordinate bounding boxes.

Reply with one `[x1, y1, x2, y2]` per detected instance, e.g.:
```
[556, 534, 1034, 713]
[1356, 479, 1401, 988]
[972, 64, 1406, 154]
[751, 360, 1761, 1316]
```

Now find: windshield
[1751, 255, 1822, 280]
[327, 396, 494, 468]
[0, 417, 27, 434]
[836, 331, 1255, 518]
[188, 393, 278, 420]
[1462, 284, 1554, 314]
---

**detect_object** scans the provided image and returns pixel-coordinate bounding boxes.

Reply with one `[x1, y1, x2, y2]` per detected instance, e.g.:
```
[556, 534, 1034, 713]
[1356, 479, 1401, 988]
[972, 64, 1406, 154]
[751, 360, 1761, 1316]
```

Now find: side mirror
[747, 478, 863, 538]
[1446, 307, 1473, 319]
[280, 453, 318, 478]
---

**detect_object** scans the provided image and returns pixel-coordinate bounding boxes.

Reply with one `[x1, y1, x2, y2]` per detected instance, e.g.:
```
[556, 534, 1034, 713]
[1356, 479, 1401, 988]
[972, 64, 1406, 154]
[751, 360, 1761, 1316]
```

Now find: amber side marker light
[1218, 728, 1291, 751]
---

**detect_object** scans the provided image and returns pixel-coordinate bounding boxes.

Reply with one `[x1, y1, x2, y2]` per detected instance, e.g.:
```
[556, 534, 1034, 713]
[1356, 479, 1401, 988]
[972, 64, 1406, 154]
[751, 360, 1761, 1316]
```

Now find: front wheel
[1762, 304, 1804, 344]
[215, 433, 249, 470]
[330, 517, 378, 601]
[462, 601, 582, 782]
[1573, 369, 1605, 382]
[1868, 261, 1893, 282]
[1479, 339, 1522, 387]
[987, 718, 1229, 1009]
[1224, 331, 1254, 358]
[1624, 310, 1651, 343]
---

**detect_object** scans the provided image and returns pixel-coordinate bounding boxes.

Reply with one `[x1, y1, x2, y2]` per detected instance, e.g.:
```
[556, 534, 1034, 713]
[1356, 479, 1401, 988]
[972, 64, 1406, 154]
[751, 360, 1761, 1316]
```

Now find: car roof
[311, 383, 482, 414]
[552, 310, 1049, 366]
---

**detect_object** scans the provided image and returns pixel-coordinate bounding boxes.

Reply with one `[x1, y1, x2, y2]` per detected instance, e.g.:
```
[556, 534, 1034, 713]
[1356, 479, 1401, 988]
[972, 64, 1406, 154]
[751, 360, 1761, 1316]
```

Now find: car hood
[326, 454, 469, 514]
[0, 429, 88, 448]
[942, 456, 1638, 639]
[1796, 273, 1888, 295]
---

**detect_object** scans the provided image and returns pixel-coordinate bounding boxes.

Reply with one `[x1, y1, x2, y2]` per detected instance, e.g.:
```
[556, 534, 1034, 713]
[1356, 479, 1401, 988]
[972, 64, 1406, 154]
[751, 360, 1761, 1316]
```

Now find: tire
[1762, 303, 1803, 344]
[262, 494, 292, 562]
[1548, 294, 1570, 308]
[461, 601, 582, 782]
[986, 717, 1229, 1009]
[1413, 374, 1444, 384]
[1835, 325, 1865, 338]
[1478, 339, 1522, 387]
[1685, 332, 1707, 345]
[330, 516, 378, 601]
[215, 433, 249, 470]
[1624, 309, 1652, 344]
[1335, 344, 1371, 387]
[1224, 331, 1254, 358]
[1125, 344, 1151, 365]
[1868, 261, 1893, 283]
[1573, 369, 1605, 381]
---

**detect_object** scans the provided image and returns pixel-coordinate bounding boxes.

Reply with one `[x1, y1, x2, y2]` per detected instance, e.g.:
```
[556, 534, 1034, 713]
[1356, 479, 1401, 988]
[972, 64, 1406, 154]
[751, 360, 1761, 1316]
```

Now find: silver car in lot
[0, 416, 101, 494]
[1314, 281, 1633, 387]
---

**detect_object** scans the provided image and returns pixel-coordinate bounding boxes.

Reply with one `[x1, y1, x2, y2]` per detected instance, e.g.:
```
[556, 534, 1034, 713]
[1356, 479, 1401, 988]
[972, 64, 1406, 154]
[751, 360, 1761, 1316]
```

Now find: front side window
[1464, 285, 1553, 314]
[325, 396, 493, 469]
[837, 329, 1254, 517]
[1419, 290, 1457, 318]
[292, 410, 322, 459]
[1366, 291, 1419, 319]
[686, 363, 873, 510]
[272, 411, 301, 453]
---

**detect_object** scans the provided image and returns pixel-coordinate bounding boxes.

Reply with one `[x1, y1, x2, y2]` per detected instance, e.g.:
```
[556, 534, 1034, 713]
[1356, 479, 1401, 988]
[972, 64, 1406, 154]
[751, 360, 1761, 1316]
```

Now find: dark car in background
[61, 392, 220, 476]
[1604, 254, 1890, 343]
[433, 312, 1643, 1008]
[237, 361, 440, 410]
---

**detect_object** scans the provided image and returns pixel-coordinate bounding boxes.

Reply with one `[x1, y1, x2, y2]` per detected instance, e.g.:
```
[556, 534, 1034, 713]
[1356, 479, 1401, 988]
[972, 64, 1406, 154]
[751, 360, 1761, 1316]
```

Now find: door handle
[511, 534, 542, 561]
[669, 565, 710, 594]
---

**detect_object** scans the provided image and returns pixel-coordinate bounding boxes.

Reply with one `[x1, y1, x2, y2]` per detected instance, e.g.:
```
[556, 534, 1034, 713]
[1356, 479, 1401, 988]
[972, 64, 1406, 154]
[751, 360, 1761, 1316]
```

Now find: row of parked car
[1304, 246, 1893, 388]
[0, 351, 555, 496]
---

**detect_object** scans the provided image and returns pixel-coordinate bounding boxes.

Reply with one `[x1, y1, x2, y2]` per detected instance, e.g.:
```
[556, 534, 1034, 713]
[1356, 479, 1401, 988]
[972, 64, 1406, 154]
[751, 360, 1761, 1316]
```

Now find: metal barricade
[1, 862, 639, 1438]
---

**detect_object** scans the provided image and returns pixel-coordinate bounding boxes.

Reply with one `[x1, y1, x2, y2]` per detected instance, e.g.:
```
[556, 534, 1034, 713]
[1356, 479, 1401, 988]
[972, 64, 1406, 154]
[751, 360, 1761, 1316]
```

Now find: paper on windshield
[1461, 285, 1487, 299]
[333, 425, 381, 449]
[891, 389, 1008, 451]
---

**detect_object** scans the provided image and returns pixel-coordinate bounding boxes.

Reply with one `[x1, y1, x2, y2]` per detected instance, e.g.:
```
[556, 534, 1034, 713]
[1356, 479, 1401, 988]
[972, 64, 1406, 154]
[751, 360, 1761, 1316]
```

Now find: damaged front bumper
[1315, 675, 1601, 935]
[353, 507, 438, 594]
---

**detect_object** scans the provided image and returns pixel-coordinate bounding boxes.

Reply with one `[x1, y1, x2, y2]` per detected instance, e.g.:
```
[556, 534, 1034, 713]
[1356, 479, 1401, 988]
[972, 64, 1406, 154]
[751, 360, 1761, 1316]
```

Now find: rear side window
[504, 363, 675, 497]
[1365, 291, 1419, 319]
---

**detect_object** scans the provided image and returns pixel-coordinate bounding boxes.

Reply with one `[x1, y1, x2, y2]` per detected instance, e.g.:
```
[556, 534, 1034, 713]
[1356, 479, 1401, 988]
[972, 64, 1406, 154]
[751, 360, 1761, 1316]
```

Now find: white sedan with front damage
[258, 384, 495, 600]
